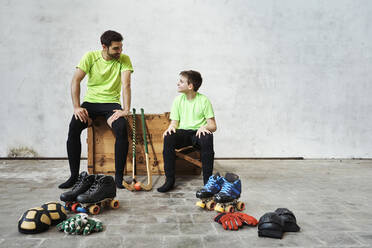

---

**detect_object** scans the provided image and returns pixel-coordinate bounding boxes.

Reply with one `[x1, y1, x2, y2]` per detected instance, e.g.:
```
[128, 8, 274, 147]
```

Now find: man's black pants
[67, 102, 129, 178]
[163, 129, 214, 184]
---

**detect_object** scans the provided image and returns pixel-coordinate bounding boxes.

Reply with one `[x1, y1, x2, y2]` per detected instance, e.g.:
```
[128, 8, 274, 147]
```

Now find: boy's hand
[107, 109, 130, 128]
[163, 126, 176, 138]
[196, 126, 211, 138]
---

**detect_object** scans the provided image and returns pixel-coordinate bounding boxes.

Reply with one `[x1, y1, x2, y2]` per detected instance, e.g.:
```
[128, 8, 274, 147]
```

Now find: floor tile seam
[311, 220, 365, 231]
[105, 223, 146, 235]
[308, 233, 328, 247]
[107, 231, 180, 237]
[160, 236, 166, 247]
[315, 231, 366, 246]
[30, 238, 45, 248]
[201, 235, 208, 248]
[97, 235, 125, 246]
[344, 219, 372, 227]
[301, 232, 330, 247]
[348, 232, 372, 247]
[4, 236, 74, 243]
[161, 235, 205, 247]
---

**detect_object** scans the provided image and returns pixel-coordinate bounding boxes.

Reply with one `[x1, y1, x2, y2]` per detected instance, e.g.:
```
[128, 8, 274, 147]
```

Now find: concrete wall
[1, 0, 371, 158]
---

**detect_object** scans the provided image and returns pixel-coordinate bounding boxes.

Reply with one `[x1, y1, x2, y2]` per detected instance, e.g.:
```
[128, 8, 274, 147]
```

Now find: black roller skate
[196, 172, 224, 210]
[60, 171, 95, 210]
[214, 173, 245, 213]
[74, 175, 119, 215]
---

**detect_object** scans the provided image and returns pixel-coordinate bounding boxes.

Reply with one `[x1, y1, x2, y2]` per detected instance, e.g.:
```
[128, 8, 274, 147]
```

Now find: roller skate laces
[214, 173, 244, 213]
[196, 172, 224, 210]
[215, 173, 241, 202]
[197, 173, 224, 197]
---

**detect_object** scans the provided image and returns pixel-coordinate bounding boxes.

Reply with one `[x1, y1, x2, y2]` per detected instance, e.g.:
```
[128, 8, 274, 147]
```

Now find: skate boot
[75, 175, 119, 215]
[60, 171, 95, 203]
[214, 173, 245, 213]
[195, 172, 224, 210]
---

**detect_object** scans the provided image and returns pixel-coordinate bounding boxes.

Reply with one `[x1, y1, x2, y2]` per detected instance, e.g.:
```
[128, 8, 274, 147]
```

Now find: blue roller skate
[214, 173, 245, 213]
[196, 173, 224, 210]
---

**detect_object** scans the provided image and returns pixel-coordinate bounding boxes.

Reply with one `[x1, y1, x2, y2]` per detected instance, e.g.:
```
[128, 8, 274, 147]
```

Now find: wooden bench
[175, 146, 202, 168]
[87, 113, 201, 175]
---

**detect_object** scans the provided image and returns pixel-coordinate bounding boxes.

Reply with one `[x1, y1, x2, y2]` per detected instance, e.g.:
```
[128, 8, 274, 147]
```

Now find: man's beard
[108, 52, 120, 59]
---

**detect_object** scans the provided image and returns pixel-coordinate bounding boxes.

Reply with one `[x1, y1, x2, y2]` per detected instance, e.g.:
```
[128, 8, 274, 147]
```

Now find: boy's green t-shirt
[77, 51, 134, 104]
[170, 92, 215, 130]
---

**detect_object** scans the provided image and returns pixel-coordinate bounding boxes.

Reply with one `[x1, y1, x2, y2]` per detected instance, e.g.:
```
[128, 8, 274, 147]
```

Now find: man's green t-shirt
[77, 51, 134, 104]
[170, 92, 215, 130]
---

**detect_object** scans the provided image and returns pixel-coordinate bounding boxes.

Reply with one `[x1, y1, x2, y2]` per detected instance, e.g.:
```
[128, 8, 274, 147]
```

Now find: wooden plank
[87, 126, 94, 174]
[175, 151, 202, 168]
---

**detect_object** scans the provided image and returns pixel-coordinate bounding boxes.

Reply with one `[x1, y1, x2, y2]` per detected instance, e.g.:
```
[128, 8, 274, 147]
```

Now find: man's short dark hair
[100, 30, 123, 47]
[180, 70, 203, 92]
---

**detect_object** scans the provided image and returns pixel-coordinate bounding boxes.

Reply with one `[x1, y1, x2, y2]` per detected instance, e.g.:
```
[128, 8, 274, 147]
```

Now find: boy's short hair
[100, 30, 123, 47]
[179, 70, 203, 92]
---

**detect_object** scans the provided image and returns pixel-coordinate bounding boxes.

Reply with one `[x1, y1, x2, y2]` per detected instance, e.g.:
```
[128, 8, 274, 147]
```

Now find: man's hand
[74, 107, 89, 123]
[107, 109, 129, 128]
[196, 125, 211, 138]
[163, 126, 176, 138]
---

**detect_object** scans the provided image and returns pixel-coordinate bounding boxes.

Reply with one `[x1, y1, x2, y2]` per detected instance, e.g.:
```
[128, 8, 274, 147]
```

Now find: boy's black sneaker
[157, 178, 175, 193]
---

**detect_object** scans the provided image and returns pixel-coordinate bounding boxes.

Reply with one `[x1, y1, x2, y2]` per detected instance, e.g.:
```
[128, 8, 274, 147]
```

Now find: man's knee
[111, 118, 128, 138]
[68, 116, 87, 138]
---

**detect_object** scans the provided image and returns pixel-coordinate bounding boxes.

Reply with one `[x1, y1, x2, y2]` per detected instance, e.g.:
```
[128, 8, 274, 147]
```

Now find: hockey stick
[134, 108, 152, 191]
[121, 108, 136, 191]
[131, 108, 137, 185]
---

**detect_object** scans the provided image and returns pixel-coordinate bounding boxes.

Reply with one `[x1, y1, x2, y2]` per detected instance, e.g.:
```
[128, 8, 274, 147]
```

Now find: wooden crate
[87, 113, 201, 175]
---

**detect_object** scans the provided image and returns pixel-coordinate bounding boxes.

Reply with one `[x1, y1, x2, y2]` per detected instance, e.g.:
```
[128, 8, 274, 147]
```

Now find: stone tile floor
[0, 159, 371, 247]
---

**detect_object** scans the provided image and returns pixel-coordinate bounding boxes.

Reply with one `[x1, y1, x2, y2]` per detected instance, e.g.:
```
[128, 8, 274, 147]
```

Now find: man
[59, 30, 133, 189]
[157, 70, 217, 193]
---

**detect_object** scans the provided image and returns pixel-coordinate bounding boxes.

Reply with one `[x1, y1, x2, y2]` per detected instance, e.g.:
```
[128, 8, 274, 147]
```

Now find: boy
[157, 70, 217, 193]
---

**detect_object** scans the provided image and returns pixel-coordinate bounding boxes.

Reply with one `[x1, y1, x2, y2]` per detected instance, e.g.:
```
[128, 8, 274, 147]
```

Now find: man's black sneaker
[76, 175, 116, 203]
[60, 171, 95, 202]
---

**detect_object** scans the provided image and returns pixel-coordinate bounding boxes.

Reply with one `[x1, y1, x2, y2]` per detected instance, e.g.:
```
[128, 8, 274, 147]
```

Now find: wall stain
[8, 146, 38, 158]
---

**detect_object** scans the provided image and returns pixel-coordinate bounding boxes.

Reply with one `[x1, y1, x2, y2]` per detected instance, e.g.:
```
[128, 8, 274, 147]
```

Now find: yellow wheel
[110, 200, 120, 209]
[236, 201, 245, 211]
[196, 200, 206, 208]
[225, 205, 234, 213]
[89, 205, 100, 215]
[206, 200, 216, 211]
[214, 203, 225, 213]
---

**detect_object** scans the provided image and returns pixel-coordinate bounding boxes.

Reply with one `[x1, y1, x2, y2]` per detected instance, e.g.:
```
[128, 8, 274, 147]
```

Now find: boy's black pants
[67, 102, 129, 178]
[163, 129, 214, 184]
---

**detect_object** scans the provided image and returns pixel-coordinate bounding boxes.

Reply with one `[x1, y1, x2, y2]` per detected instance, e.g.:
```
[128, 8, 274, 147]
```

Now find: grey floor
[0, 159, 372, 248]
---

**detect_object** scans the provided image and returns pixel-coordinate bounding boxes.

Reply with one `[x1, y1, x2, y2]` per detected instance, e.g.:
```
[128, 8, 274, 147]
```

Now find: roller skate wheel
[65, 202, 73, 210]
[236, 201, 245, 211]
[89, 205, 100, 215]
[206, 200, 216, 210]
[71, 203, 81, 213]
[225, 205, 234, 213]
[110, 200, 120, 209]
[196, 200, 206, 209]
[76, 206, 87, 213]
[214, 203, 225, 213]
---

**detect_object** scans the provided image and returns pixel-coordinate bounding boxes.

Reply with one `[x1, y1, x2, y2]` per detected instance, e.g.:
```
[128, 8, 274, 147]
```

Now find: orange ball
[134, 182, 142, 191]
